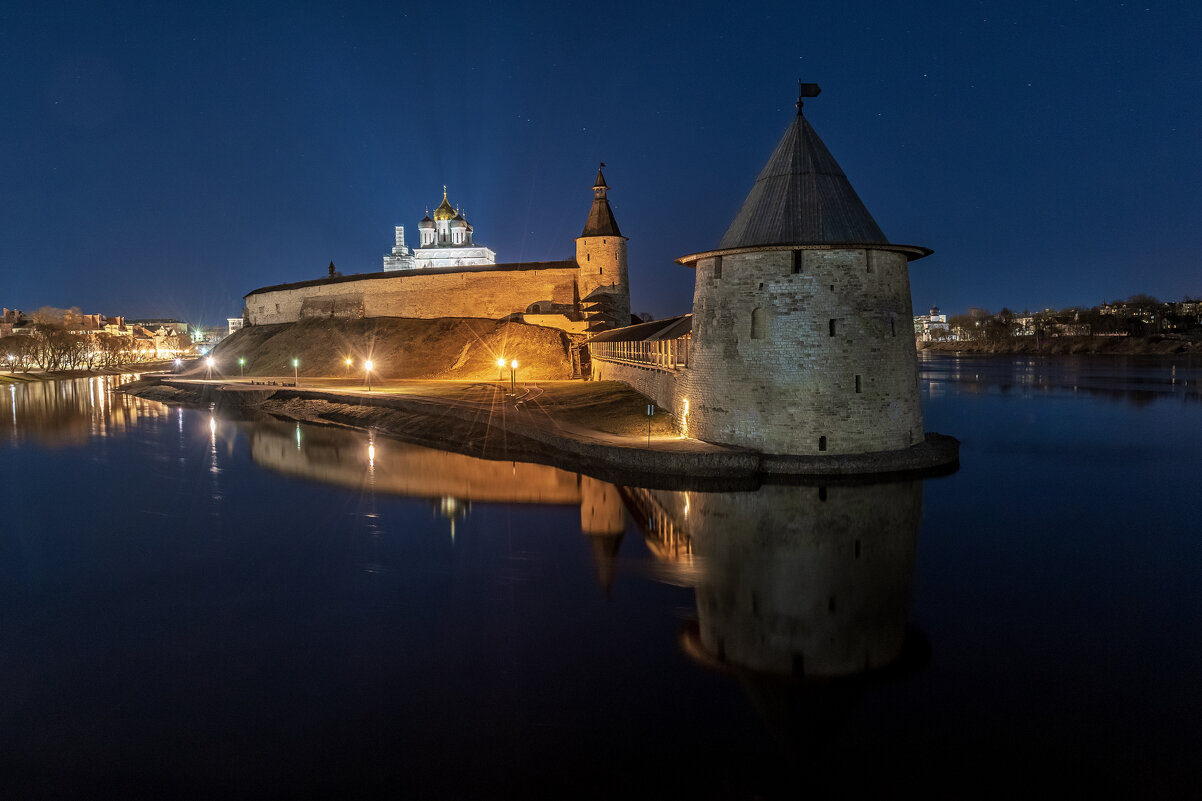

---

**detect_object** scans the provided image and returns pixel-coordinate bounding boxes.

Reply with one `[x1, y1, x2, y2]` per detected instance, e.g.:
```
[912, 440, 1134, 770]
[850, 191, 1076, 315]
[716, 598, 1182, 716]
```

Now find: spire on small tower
[581, 163, 621, 237]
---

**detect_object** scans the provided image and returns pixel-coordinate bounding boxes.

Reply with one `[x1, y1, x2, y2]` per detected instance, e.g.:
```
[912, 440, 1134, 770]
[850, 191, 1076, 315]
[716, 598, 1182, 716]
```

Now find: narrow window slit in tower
[828, 596, 836, 613]
[792, 250, 803, 274]
[829, 319, 837, 337]
[818, 486, 827, 502]
[854, 540, 861, 559]
[818, 436, 828, 451]
[713, 256, 723, 278]
[855, 374, 862, 393]
[792, 653, 805, 677]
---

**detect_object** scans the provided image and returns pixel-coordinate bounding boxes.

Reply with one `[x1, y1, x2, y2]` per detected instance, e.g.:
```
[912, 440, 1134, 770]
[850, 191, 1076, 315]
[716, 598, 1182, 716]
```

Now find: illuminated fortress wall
[244, 263, 582, 328]
[677, 247, 922, 454]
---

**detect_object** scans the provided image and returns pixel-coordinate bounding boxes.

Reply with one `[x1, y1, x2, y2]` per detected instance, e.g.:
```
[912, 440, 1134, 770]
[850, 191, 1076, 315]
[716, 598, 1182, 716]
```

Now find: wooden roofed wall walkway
[589, 335, 691, 373]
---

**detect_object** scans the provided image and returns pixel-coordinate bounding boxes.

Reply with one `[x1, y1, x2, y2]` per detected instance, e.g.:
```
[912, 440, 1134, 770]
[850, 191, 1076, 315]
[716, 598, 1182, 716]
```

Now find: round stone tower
[675, 85, 931, 456]
[575, 165, 631, 331]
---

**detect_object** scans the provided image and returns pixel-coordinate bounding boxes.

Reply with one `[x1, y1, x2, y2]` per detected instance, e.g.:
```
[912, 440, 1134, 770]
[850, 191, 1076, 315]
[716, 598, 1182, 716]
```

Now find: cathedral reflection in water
[250, 420, 925, 682]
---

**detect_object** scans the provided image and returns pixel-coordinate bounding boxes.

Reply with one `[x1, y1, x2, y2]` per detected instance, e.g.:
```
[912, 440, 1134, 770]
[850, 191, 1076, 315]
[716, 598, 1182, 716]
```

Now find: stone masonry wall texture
[245, 268, 581, 327]
[677, 248, 922, 455]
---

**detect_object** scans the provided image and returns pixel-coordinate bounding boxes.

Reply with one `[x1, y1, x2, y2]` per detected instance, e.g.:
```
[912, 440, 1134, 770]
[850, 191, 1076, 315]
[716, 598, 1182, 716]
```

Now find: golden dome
[433, 186, 457, 221]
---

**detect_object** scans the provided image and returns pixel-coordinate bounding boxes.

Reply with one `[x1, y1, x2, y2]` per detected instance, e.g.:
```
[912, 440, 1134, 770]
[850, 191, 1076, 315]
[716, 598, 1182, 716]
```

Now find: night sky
[3, 1, 1199, 326]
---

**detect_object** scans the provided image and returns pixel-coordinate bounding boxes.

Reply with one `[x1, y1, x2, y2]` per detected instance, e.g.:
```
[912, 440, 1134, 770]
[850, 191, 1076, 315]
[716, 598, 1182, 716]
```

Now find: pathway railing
[589, 335, 690, 371]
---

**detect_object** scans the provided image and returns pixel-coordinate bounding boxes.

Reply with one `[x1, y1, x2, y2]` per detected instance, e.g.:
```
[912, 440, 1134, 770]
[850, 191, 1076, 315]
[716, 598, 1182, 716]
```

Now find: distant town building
[913, 306, 953, 341]
[228, 317, 245, 335]
[383, 187, 497, 271]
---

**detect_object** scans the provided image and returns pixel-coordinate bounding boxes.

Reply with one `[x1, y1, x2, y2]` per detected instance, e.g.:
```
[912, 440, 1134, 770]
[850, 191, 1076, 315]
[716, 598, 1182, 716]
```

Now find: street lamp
[496, 357, 505, 381]
[292, 358, 299, 385]
[205, 357, 214, 379]
[510, 359, 518, 391]
[238, 356, 245, 377]
[174, 358, 181, 372]
[364, 359, 374, 392]
[345, 357, 353, 379]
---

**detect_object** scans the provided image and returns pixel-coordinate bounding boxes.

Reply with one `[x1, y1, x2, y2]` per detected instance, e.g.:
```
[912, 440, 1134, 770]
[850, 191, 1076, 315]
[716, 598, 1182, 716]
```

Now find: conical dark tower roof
[580, 164, 622, 237]
[719, 90, 888, 249]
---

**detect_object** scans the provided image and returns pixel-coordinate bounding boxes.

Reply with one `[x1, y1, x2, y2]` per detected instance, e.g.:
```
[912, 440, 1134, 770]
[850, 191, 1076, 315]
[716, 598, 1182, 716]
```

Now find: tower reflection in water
[626, 481, 925, 680]
[249, 418, 924, 683]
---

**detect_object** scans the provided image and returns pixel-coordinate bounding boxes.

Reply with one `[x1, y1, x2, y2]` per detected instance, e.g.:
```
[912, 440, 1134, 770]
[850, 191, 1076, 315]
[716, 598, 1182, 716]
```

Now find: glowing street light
[292, 358, 299, 386]
[345, 357, 353, 379]
[238, 356, 245, 377]
[510, 359, 519, 391]
[364, 359, 374, 392]
[205, 357, 214, 380]
[496, 357, 505, 382]
[174, 358, 181, 373]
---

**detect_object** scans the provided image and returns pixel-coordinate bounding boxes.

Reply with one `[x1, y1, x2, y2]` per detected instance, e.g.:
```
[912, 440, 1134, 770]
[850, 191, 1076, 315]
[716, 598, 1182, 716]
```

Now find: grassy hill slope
[211, 317, 576, 380]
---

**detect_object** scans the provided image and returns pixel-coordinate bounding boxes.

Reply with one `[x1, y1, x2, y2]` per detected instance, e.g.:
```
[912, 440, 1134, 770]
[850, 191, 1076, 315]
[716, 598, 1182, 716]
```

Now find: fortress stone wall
[677, 246, 923, 454]
[244, 262, 581, 328]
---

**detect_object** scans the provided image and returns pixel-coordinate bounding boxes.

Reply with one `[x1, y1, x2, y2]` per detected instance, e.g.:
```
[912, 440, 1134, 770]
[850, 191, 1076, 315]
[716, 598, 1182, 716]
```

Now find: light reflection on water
[1, 373, 165, 446]
[1, 365, 1201, 797]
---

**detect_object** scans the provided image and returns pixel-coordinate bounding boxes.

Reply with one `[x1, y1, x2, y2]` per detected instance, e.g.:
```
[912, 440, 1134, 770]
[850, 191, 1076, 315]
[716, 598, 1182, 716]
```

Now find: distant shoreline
[918, 336, 1199, 357]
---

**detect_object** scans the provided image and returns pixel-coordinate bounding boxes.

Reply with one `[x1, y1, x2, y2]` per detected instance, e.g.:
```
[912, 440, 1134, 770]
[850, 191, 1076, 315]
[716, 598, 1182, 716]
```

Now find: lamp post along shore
[292, 358, 299, 386]
[510, 359, 518, 392]
[365, 359, 374, 392]
[497, 357, 505, 382]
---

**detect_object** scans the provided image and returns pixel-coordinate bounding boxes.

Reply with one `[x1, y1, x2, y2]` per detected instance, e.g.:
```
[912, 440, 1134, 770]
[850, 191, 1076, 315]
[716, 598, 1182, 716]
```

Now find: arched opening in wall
[792, 250, 803, 274]
[818, 436, 828, 451]
[586, 254, 590, 261]
[829, 319, 837, 337]
[712, 256, 723, 279]
[750, 307, 768, 339]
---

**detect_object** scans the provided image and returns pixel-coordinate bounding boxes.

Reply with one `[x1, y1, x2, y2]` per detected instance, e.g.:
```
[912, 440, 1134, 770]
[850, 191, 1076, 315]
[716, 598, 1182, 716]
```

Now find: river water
[2, 355, 1200, 799]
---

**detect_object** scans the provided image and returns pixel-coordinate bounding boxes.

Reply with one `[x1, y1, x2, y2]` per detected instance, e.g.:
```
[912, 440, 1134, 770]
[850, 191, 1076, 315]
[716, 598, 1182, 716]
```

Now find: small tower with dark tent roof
[675, 84, 931, 456]
[575, 164, 631, 331]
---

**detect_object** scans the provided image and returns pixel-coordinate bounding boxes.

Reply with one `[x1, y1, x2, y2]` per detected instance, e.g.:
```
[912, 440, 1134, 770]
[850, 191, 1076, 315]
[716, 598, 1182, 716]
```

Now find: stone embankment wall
[245, 264, 581, 327]
[678, 247, 923, 455]
[589, 359, 679, 412]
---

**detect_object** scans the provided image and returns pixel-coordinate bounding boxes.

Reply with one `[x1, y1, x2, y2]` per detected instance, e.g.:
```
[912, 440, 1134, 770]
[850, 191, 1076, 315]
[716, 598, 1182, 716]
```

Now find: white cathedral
[382, 187, 497, 271]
